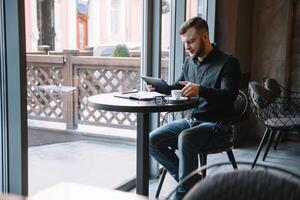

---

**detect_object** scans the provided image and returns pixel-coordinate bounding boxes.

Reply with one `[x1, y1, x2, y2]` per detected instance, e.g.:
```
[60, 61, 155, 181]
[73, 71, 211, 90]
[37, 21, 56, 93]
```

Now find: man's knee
[178, 129, 194, 150]
[149, 129, 161, 147]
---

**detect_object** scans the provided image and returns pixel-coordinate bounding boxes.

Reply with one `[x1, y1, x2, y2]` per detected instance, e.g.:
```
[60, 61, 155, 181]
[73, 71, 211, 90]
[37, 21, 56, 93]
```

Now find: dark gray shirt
[171, 46, 241, 121]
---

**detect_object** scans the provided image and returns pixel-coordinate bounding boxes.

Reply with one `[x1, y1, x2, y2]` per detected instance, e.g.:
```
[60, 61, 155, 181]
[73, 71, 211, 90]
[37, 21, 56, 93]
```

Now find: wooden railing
[27, 50, 169, 129]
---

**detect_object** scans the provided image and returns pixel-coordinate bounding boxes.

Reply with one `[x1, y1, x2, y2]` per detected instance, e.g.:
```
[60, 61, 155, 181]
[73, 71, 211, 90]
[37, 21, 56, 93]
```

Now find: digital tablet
[141, 76, 171, 95]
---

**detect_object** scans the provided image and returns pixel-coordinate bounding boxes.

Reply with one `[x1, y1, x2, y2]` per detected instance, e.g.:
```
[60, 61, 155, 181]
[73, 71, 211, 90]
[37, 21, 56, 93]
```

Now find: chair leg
[251, 128, 271, 169]
[226, 150, 238, 169]
[155, 168, 167, 199]
[262, 129, 276, 161]
[274, 131, 282, 150]
[199, 154, 207, 178]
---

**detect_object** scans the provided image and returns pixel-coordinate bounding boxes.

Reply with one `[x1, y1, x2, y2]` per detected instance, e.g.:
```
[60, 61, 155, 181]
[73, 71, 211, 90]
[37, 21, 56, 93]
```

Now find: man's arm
[171, 72, 185, 90]
[200, 58, 241, 104]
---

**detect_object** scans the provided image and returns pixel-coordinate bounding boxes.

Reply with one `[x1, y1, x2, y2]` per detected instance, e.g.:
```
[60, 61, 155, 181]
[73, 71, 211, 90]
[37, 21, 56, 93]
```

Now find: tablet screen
[141, 76, 171, 95]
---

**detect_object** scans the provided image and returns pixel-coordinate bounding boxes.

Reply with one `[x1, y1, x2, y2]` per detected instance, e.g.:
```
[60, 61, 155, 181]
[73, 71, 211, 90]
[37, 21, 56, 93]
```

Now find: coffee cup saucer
[165, 96, 188, 102]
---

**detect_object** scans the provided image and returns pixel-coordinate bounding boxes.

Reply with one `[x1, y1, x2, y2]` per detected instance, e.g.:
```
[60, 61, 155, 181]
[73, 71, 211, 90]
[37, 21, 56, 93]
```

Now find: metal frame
[0, 0, 7, 192]
[0, 0, 28, 195]
[169, 0, 186, 82]
[207, 0, 216, 43]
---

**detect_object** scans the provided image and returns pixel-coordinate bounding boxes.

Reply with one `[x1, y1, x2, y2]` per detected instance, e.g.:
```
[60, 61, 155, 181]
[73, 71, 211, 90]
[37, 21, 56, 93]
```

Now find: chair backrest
[249, 81, 275, 110]
[161, 109, 192, 125]
[233, 90, 248, 121]
[249, 81, 300, 129]
[262, 77, 282, 97]
[184, 169, 300, 200]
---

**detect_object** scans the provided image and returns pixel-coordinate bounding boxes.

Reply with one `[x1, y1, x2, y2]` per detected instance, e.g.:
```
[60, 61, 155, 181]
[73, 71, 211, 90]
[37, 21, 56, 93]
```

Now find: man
[148, 16, 241, 199]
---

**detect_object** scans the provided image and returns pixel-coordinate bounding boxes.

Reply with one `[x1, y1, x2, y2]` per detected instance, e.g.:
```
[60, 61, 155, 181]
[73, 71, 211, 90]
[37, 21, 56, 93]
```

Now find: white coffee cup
[171, 90, 182, 100]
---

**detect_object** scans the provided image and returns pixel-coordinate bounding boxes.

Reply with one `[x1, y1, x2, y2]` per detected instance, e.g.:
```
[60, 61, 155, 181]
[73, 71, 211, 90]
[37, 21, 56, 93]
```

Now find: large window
[1, 0, 213, 196]
[186, 0, 207, 20]
[25, 0, 142, 195]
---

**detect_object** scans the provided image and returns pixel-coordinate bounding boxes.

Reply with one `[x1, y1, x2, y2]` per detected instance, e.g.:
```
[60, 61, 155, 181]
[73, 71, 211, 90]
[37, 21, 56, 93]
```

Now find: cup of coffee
[171, 90, 182, 100]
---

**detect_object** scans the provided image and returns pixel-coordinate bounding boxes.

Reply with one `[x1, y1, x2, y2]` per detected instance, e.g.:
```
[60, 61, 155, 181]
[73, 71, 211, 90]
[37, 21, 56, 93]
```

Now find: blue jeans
[149, 117, 230, 195]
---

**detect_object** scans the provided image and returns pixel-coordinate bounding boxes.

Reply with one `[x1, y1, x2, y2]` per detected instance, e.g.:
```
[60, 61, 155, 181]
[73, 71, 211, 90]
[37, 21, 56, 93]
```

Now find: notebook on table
[114, 91, 166, 101]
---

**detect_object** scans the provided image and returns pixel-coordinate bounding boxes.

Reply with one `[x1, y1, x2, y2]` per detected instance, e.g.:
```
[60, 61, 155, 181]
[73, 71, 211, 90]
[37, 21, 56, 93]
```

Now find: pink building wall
[25, 0, 32, 51]
[24, 0, 192, 52]
[99, 0, 108, 44]
[130, 0, 142, 45]
[60, 0, 69, 49]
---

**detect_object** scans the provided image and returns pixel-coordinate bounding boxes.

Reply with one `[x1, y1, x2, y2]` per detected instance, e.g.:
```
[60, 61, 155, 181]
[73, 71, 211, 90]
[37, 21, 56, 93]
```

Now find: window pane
[160, 0, 171, 83]
[186, 0, 207, 20]
[25, 0, 142, 194]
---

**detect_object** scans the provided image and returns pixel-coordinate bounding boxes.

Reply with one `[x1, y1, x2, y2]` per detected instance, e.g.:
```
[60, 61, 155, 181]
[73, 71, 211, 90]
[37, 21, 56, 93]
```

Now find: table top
[0, 194, 26, 200]
[30, 183, 147, 200]
[1, 183, 147, 200]
[87, 92, 198, 113]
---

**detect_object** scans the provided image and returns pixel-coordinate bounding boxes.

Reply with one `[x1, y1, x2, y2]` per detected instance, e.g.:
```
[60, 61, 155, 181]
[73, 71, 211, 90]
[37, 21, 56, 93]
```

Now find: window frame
[0, 0, 28, 195]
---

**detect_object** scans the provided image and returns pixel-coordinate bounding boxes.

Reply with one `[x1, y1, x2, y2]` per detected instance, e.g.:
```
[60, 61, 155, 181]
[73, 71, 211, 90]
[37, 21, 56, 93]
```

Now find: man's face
[181, 27, 206, 58]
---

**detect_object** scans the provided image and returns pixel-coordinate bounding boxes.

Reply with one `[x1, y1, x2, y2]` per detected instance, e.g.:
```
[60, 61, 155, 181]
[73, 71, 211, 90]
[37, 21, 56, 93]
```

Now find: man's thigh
[179, 121, 229, 150]
[150, 118, 190, 149]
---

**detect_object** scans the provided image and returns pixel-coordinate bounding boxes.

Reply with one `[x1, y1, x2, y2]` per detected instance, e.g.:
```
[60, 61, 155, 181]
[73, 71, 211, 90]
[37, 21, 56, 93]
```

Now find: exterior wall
[186, 0, 198, 19]
[25, 0, 32, 51]
[99, 0, 108, 45]
[129, 0, 142, 46]
[61, 0, 69, 49]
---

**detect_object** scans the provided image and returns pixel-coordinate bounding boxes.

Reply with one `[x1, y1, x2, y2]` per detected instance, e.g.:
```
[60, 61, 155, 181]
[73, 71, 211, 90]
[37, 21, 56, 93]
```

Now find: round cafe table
[88, 93, 198, 196]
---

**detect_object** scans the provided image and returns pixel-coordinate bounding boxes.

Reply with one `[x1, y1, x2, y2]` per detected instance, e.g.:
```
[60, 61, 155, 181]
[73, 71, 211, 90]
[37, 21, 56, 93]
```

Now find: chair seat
[198, 141, 233, 154]
[264, 117, 300, 129]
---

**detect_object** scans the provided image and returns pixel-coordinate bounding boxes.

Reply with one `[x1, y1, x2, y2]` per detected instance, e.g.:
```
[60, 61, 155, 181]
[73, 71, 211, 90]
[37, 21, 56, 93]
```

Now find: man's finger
[179, 81, 190, 85]
[182, 86, 192, 96]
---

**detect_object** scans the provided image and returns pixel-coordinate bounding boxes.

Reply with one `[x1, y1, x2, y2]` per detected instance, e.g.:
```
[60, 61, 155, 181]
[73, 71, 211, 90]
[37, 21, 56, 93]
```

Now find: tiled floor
[28, 129, 300, 199]
[149, 138, 300, 199]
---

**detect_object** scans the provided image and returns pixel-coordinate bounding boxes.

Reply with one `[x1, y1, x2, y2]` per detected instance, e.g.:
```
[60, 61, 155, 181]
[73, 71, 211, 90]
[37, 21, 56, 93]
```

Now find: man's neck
[198, 43, 214, 62]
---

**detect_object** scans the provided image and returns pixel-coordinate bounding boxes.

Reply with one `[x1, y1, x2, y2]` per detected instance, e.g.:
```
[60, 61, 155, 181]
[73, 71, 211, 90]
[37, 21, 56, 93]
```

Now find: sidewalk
[28, 119, 137, 195]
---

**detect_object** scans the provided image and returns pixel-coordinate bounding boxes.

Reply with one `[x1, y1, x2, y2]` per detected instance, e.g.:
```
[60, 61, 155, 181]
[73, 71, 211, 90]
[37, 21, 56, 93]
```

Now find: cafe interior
[0, 0, 300, 199]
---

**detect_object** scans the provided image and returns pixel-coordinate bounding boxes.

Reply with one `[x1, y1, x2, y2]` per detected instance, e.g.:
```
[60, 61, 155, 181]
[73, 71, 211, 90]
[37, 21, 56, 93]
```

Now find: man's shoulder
[183, 57, 197, 67]
[215, 49, 233, 61]
[215, 49, 239, 66]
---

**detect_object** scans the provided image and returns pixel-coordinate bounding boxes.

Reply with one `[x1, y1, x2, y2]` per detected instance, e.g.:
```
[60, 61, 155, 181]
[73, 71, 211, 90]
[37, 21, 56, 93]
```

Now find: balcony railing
[27, 49, 169, 130]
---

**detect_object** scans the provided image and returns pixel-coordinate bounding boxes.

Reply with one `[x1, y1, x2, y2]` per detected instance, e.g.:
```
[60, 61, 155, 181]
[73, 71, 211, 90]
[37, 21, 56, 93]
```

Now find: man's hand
[180, 81, 201, 97]
[145, 84, 155, 92]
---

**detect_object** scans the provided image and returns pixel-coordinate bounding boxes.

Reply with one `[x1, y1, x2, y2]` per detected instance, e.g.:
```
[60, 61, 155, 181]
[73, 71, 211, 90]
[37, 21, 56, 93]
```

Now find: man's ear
[202, 31, 209, 41]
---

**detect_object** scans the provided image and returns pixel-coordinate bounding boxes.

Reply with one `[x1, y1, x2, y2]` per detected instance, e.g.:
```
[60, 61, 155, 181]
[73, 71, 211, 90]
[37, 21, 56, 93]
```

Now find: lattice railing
[74, 58, 141, 128]
[27, 55, 65, 122]
[27, 53, 169, 129]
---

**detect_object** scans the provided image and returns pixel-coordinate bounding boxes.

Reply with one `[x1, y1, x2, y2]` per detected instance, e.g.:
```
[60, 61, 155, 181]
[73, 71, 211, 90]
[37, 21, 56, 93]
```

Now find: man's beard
[192, 38, 205, 58]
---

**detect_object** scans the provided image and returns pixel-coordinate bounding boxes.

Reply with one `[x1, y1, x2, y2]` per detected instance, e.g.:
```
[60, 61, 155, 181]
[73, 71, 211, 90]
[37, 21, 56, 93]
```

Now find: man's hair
[179, 16, 209, 35]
